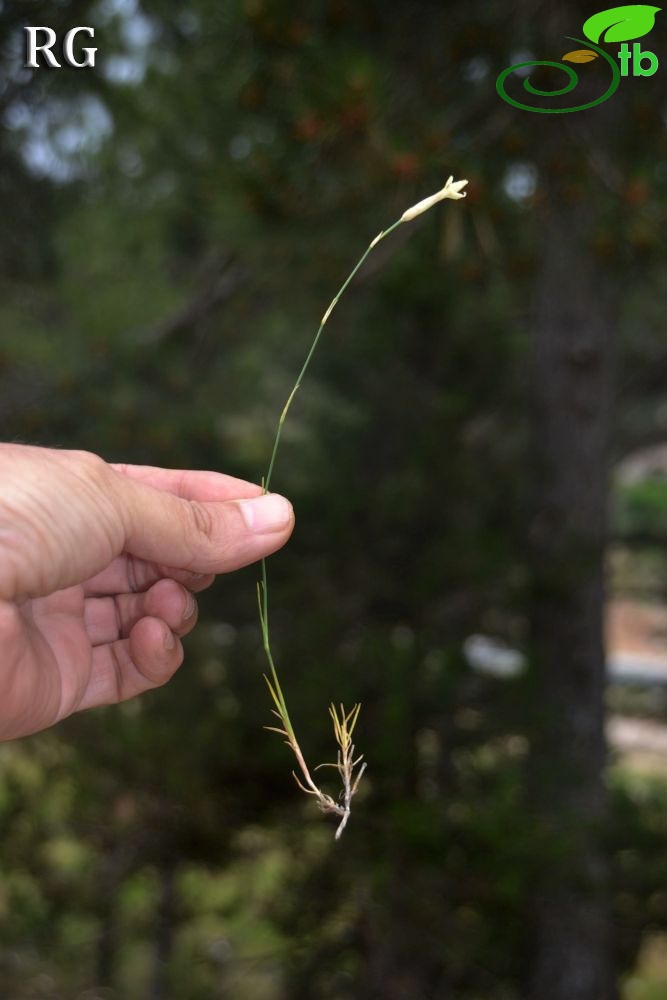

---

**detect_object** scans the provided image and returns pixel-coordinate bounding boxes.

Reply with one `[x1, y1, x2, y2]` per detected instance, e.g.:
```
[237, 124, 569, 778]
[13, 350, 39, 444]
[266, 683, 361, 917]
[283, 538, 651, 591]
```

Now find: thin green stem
[251, 175, 468, 833]
[263, 217, 403, 493]
[258, 214, 405, 798]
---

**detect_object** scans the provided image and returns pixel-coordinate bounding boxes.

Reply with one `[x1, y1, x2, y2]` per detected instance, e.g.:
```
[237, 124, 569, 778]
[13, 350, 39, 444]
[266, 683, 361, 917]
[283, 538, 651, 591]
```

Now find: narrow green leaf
[263, 673, 283, 713]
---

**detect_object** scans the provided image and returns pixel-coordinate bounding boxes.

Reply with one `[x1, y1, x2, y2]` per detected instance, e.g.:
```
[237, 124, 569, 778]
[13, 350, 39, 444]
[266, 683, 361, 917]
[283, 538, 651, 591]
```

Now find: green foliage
[616, 479, 667, 539]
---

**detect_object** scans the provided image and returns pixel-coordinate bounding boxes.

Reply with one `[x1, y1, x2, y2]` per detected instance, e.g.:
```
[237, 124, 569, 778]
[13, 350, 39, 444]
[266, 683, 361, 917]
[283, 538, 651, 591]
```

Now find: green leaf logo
[583, 4, 661, 43]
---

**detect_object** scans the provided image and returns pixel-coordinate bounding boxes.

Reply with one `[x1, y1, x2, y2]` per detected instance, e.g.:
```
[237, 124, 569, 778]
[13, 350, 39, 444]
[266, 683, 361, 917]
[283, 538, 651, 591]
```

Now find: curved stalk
[258, 177, 468, 838]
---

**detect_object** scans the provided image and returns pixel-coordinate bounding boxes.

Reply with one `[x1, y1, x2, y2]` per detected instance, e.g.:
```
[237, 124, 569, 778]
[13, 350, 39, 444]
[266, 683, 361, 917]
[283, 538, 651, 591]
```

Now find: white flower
[400, 176, 468, 222]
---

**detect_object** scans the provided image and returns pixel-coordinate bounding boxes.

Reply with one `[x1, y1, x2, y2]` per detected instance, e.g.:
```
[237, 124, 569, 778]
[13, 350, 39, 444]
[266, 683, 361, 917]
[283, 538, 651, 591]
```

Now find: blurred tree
[527, 129, 617, 1000]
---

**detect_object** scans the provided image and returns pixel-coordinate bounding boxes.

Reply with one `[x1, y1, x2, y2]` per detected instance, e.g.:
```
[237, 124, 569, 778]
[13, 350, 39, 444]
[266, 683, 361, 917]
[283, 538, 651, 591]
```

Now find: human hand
[0, 444, 294, 740]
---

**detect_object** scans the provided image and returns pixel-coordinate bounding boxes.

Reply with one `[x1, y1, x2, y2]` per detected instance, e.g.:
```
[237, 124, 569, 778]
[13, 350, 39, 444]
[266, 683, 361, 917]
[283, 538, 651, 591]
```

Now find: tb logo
[617, 41, 659, 74]
[497, 4, 661, 113]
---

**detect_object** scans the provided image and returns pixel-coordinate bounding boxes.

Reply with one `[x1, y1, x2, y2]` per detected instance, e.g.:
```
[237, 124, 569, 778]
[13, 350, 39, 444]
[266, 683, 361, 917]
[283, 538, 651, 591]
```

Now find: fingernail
[184, 592, 196, 619]
[164, 629, 176, 651]
[239, 494, 293, 534]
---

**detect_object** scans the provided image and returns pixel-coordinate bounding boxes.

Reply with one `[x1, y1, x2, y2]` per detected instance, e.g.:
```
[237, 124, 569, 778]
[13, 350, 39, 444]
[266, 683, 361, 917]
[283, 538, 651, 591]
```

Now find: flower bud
[401, 176, 468, 222]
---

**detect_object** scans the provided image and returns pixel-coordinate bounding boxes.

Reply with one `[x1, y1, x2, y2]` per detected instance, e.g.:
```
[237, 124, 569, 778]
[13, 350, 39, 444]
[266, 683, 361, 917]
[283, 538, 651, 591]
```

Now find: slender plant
[258, 176, 469, 838]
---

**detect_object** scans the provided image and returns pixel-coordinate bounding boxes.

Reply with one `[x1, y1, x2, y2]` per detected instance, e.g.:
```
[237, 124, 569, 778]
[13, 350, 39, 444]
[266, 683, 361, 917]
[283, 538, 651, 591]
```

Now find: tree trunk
[526, 152, 617, 1000]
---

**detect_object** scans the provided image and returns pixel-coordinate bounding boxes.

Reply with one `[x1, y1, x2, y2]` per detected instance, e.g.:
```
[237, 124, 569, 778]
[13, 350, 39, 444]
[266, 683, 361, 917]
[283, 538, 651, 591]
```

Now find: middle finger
[83, 578, 198, 645]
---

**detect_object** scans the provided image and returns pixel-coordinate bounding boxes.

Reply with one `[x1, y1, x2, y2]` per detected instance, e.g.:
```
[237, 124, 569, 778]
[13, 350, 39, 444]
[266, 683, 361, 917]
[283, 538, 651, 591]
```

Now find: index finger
[83, 556, 215, 597]
[110, 464, 263, 502]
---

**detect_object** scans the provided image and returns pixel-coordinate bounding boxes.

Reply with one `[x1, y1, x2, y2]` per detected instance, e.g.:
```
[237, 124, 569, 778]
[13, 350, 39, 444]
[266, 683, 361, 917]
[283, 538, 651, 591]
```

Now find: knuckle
[67, 448, 107, 478]
[188, 500, 217, 545]
[68, 450, 123, 552]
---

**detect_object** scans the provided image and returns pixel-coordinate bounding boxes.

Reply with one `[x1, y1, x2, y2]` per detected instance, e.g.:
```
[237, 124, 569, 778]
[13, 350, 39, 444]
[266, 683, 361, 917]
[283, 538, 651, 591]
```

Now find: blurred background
[2, 1, 667, 998]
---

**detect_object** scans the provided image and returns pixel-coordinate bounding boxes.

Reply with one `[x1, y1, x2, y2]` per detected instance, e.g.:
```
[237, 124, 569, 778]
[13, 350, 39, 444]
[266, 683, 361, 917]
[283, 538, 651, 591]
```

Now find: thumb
[113, 475, 295, 573]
